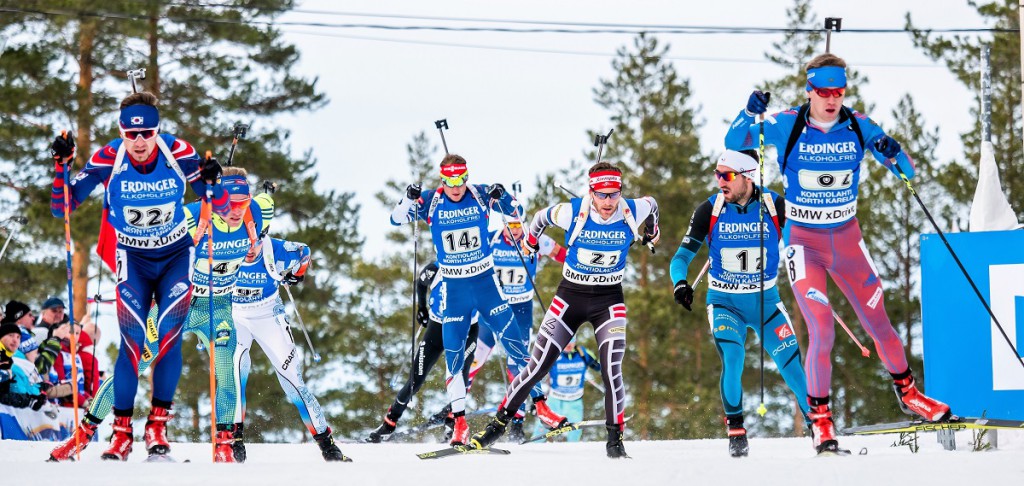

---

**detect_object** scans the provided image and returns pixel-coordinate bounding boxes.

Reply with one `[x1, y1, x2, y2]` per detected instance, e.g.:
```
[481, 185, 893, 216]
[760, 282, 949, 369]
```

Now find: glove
[486, 183, 506, 199]
[282, 272, 304, 286]
[522, 235, 539, 256]
[261, 180, 278, 194]
[874, 135, 901, 159]
[416, 307, 429, 327]
[200, 156, 223, 183]
[50, 131, 76, 163]
[673, 280, 694, 311]
[641, 226, 660, 246]
[406, 184, 422, 201]
[30, 394, 47, 411]
[746, 90, 770, 116]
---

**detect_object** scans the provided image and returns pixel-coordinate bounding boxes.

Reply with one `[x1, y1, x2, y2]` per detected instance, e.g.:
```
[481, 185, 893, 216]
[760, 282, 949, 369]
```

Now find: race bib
[123, 202, 175, 229]
[720, 247, 766, 274]
[496, 267, 527, 286]
[577, 248, 620, 268]
[798, 169, 854, 191]
[440, 227, 482, 255]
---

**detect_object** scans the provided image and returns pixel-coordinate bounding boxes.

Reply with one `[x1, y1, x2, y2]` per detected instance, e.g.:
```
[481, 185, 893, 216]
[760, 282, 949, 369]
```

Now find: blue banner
[921, 230, 1024, 419]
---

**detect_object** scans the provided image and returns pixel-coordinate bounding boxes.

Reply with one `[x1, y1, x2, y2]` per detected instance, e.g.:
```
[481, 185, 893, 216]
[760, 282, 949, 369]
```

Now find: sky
[268, 0, 987, 259]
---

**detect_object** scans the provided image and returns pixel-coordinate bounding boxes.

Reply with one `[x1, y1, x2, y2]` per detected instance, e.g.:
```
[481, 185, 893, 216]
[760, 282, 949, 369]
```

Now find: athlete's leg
[589, 288, 628, 429]
[111, 248, 156, 415]
[183, 295, 237, 426]
[390, 319, 444, 420]
[708, 302, 748, 417]
[232, 306, 257, 424]
[439, 279, 474, 415]
[827, 220, 908, 374]
[149, 245, 194, 407]
[249, 305, 329, 436]
[466, 327, 495, 389]
[554, 398, 585, 442]
[783, 226, 836, 399]
[511, 301, 545, 400]
[750, 293, 811, 417]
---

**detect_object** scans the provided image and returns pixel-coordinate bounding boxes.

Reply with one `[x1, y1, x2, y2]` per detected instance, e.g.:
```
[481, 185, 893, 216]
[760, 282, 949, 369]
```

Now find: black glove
[261, 180, 278, 194]
[673, 280, 694, 311]
[746, 90, 770, 115]
[406, 184, 422, 201]
[486, 183, 506, 199]
[416, 307, 429, 327]
[50, 131, 76, 162]
[282, 272, 304, 286]
[200, 156, 223, 183]
[874, 135, 901, 159]
[30, 394, 47, 411]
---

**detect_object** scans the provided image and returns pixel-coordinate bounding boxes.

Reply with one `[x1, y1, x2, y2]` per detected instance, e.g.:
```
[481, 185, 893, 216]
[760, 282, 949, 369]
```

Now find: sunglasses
[592, 191, 621, 200]
[506, 221, 523, 229]
[808, 82, 846, 98]
[229, 196, 252, 210]
[121, 129, 159, 141]
[714, 169, 755, 182]
[441, 172, 468, 188]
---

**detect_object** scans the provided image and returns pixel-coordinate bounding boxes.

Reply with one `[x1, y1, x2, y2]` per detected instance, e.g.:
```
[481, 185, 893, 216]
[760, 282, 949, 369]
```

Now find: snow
[4, 430, 1024, 486]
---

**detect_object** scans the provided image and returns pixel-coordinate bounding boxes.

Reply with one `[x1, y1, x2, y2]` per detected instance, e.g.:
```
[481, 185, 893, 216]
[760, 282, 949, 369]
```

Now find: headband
[717, 150, 758, 181]
[440, 164, 468, 178]
[220, 174, 251, 196]
[589, 170, 622, 191]
[119, 104, 160, 130]
[806, 66, 847, 91]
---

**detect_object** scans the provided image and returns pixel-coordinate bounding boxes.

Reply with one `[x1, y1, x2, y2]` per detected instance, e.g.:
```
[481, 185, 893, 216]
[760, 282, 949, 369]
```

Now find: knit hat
[0, 322, 21, 340]
[1, 300, 30, 324]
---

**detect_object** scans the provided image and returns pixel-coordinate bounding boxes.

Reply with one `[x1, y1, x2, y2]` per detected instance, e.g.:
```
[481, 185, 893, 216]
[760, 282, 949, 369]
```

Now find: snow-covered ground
[4, 430, 1023, 485]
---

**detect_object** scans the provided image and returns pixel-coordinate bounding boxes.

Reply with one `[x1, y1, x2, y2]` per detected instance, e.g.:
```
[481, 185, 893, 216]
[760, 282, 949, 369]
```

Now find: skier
[230, 233, 351, 462]
[389, 154, 541, 446]
[470, 161, 660, 458]
[365, 261, 479, 443]
[725, 53, 952, 455]
[181, 166, 272, 462]
[48, 91, 229, 460]
[465, 210, 566, 440]
[669, 150, 811, 457]
[530, 337, 601, 442]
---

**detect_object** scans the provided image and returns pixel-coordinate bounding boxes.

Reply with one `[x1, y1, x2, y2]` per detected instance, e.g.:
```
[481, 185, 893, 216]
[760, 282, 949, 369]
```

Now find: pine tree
[907, 0, 1022, 220]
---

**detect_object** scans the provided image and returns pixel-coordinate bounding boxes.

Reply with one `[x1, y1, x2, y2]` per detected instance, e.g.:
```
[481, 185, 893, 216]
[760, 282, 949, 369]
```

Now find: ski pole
[0, 216, 26, 263]
[891, 161, 1024, 373]
[756, 101, 769, 418]
[203, 151, 217, 461]
[693, 260, 711, 288]
[833, 310, 870, 357]
[225, 122, 249, 167]
[435, 119, 449, 154]
[57, 130, 81, 459]
[126, 68, 145, 94]
[282, 284, 321, 362]
[408, 198, 422, 387]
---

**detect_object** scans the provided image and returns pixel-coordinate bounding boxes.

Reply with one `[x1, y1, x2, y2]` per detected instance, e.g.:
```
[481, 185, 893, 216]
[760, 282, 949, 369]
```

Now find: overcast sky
[270, 0, 987, 259]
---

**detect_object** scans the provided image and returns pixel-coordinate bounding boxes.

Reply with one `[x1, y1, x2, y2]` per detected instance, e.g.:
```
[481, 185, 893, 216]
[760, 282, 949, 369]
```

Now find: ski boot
[144, 406, 172, 456]
[808, 396, 848, 456]
[450, 414, 470, 446]
[101, 416, 134, 461]
[533, 397, 568, 429]
[605, 424, 630, 459]
[725, 415, 748, 457]
[48, 419, 99, 462]
[470, 410, 512, 449]
[366, 408, 398, 443]
[232, 422, 247, 462]
[892, 369, 952, 422]
[442, 410, 455, 442]
[506, 417, 525, 443]
[214, 425, 236, 463]
[314, 428, 353, 462]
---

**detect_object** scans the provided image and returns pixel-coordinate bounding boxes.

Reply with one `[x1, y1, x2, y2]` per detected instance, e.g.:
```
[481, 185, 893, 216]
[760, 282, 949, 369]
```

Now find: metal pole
[1019, 2, 1024, 147]
[981, 46, 992, 144]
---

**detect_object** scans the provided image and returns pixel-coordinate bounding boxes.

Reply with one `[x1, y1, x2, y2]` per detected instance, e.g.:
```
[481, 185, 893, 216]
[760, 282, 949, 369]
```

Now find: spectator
[50, 323, 99, 408]
[2, 300, 65, 377]
[0, 323, 47, 411]
[35, 297, 68, 342]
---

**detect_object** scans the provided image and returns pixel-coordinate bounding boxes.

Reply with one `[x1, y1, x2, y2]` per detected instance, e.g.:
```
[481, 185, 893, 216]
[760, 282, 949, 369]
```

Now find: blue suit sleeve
[857, 112, 916, 180]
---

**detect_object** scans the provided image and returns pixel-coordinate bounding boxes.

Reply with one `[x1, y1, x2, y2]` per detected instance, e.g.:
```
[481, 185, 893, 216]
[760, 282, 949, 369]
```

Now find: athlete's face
[245, 239, 263, 263]
[808, 86, 844, 123]
[590, 188, 621, 219]
[503, 221, 524, 241]
[122, 130, 158, 163]
[442, 184, 467, 202]
[224, 194, 250, 227]
[717, 164, 753, 204]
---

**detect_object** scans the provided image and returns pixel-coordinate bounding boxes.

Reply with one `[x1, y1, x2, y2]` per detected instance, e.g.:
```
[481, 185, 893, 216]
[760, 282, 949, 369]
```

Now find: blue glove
[745, 90, 770, 116]
[874, 136, 901, 159]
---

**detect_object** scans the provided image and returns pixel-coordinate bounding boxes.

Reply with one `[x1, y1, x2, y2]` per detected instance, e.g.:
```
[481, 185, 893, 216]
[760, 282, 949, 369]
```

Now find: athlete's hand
[261, 180, 278, 194]
[874, 135, 901, 159]
[673, 280, 694, 311]
[641, 225, 660, 246]
[745, 90, 770, 116]
[522, 234, 540, 256]
[50, 131, 76, 164]
[406, 184, 422, 201]
[416, 307, 429, 327]
[282, 272, 304, 286]
[486, 183, 506, 199]
[200, 156, 223, 183]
